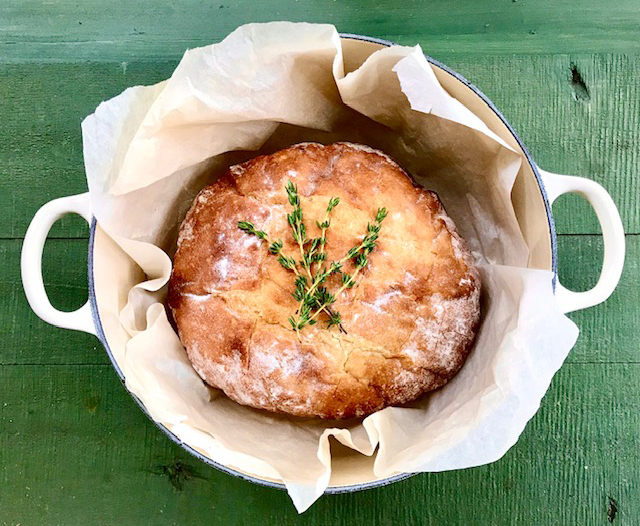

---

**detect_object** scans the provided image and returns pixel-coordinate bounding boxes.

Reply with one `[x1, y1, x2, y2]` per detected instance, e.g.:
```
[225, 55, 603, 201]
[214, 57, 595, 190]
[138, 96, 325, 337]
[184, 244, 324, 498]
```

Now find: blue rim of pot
[87, 33, 558, 495]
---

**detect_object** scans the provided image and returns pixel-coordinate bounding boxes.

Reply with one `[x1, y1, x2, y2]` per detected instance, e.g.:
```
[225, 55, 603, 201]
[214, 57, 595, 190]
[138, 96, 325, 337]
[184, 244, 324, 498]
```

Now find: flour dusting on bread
[168, 142, 481, 419]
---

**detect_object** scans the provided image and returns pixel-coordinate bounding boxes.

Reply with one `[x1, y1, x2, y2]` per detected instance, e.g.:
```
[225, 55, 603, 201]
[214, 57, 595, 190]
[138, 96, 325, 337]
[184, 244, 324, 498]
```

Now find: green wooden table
[2, 2, 638, 524]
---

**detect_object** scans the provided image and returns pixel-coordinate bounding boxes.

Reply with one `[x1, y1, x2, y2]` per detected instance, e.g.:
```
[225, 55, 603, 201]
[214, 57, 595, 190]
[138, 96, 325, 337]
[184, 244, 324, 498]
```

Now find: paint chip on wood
[570, 63, 590, 102]
[607, 496, 618, 523]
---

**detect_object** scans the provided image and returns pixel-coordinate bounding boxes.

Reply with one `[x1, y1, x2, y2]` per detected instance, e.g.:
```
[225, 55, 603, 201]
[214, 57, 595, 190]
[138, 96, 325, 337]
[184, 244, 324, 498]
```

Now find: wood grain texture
[1, 0, 640, 62]
[2, 2, 638, 524]
[0, 61, 174, 239]
[0, 235, 637, 526]
[444, 54, 640, 236]
[558, 235, 637, 365]
[2, 235, 637, 366]
[1, 363, 638, 525]
[1, 56, 638, 238]
[0, 239, 105, 365]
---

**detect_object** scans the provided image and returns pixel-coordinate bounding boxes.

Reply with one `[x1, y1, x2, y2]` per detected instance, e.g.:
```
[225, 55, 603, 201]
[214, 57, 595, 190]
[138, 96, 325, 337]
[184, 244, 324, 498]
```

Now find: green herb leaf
[355, 253, 368, 269]
[341, 273, 356, 288]
[376, 207, 388, 222]
[268, 239, 283, 254]
[237, 221, 255, 233]
[327, 310, 342, 328]
[278, 255, 295, 270]
[285, 181, 299, 206]
[242, 181, 387, 334]
[327, 197, 340, 212]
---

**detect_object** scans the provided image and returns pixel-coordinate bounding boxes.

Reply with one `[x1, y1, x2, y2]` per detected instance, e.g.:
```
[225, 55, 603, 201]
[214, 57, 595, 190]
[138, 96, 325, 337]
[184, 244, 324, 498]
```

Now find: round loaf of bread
[168, 142, 480, 419]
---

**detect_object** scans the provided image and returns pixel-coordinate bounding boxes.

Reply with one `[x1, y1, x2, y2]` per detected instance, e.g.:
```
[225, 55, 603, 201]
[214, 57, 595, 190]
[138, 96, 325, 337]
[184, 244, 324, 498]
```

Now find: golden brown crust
[168, 142, 481, 419]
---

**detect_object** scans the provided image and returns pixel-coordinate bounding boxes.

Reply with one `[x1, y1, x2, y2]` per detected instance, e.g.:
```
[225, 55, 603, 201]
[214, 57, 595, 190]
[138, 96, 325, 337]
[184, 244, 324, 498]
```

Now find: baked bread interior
[168, 142, 480, 419]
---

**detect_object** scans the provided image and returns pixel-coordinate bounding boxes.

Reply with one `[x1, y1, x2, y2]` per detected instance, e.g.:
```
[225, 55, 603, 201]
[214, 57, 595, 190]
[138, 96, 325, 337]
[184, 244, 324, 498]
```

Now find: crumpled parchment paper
[82, 22, 579, 512]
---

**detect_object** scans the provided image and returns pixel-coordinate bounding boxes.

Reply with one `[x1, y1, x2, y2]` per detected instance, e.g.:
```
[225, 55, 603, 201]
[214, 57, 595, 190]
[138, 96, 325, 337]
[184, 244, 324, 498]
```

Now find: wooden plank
[2, 56, 638, 238]
[0, 61, 175, 239]
[447, 54, 640, 236]
[0, 239, 107, 365]
[6, 233, 637, 365]
[559, 234, 639, 364]
[1, 0, 640, 62]
[2, 3, 636, 525]
[0, 362, 637, 525]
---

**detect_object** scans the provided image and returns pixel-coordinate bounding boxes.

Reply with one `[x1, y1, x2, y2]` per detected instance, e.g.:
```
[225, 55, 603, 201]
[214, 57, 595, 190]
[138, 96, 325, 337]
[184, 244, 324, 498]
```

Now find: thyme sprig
[238, 181, 387, 335]
[315, 196, 340, 274]
[285, 182, 345, 334]
[305, 208, 387, 327]
[237, 222, 298, 275]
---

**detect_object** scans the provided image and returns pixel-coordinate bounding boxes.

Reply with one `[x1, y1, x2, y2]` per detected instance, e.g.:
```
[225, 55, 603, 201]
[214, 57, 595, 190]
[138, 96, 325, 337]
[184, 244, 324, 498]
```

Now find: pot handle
[21, 193, 96, 335]
[539, 169, 625, 314]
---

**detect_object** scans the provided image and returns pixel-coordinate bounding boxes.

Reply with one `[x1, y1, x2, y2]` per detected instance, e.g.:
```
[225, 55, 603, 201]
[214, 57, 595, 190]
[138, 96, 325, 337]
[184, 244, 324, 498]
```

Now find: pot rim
[87, 33, 558, 495]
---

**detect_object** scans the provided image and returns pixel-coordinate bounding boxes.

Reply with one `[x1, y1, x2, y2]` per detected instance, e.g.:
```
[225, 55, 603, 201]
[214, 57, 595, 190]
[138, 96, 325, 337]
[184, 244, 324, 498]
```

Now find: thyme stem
[239, 184, 385, 334]
[306, 266, 363, 325]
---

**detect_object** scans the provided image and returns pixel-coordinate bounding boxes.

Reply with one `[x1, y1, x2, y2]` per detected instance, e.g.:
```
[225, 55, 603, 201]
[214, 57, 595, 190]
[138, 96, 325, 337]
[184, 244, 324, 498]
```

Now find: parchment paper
[82, 22, 579, 512]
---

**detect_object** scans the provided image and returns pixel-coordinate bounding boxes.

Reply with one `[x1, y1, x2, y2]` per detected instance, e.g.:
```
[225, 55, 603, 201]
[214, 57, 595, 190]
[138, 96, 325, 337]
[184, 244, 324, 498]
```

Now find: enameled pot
[21, 35, 625, 494]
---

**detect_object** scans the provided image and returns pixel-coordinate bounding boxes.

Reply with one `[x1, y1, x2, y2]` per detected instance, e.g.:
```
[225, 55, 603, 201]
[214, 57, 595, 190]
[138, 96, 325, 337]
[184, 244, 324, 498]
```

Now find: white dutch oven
[21, 35, 625, 493]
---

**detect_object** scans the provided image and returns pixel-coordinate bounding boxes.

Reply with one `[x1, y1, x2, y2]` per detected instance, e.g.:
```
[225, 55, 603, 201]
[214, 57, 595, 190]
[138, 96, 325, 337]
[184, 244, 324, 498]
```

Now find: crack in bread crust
[168, 142, 481, 419]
